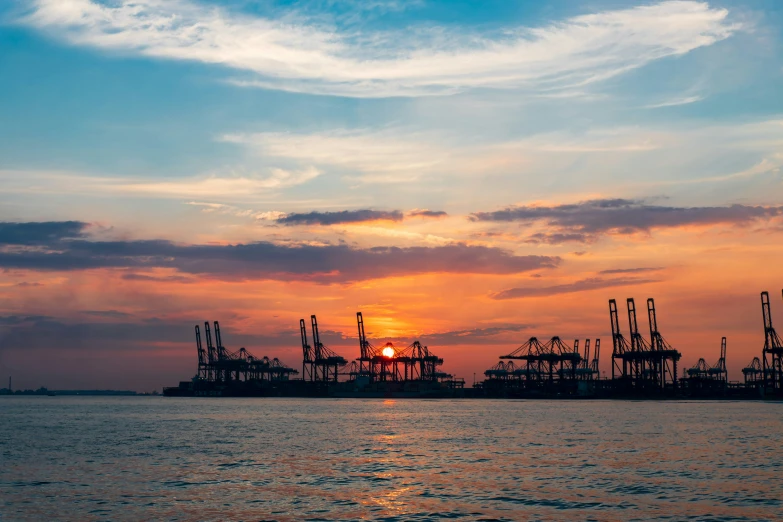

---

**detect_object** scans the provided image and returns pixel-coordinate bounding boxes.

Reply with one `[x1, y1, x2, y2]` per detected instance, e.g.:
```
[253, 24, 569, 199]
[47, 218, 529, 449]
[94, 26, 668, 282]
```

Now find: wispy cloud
[599, 266, 665, 275]
[19, 0, 740, 97]
[491, 276, 661, 300]
[221, 130, 447, 181]
[185, 201, 287, 221]
[643, 94, 704, 109]
[119, 167, 321, 196]
[2, 117, 780, 194]
[0, 167, 321, 201]
[219, 126, 661, 184]
[419, 323, 534, 345]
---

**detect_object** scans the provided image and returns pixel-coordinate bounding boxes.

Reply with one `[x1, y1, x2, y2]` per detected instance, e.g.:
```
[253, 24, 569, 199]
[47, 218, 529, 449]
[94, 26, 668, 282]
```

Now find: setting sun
[382, 346, 395, 358]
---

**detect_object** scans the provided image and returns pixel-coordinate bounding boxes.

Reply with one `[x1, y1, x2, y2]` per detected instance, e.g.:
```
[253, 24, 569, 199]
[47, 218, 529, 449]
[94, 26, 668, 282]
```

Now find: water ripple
[0, 397, 781, 521]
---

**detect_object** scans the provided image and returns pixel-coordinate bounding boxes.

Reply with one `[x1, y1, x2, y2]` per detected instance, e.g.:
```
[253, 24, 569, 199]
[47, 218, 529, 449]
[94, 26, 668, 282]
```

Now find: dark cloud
[0, 314, 538, 389]
[0, 222, 559, 282]
[0, 316, 184, 348]
[471, 199, 783, 243]
[0, 221, 88, 245]
[599, 267, 664, 275]
[0, 316, 309, 389]
[0, 315, 51, 326]
[0, 315, 300, 353]
[80, 310, 133, 318]
[491, 276, 661, 300]
[276, 209, 403, 226]
[408, 209, 448, 219]
[121, 273, 195, 283]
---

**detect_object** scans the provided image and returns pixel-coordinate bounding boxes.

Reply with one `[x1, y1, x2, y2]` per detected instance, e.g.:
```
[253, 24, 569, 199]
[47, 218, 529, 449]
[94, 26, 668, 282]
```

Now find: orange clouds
[1, 205, 782, 391]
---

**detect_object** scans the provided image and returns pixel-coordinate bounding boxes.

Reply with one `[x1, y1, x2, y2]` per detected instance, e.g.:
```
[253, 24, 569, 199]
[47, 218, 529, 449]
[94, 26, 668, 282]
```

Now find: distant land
[0, 388, 157, 396]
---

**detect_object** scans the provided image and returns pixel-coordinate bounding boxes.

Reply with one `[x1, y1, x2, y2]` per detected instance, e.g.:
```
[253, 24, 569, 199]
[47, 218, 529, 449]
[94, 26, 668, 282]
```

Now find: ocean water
[0, 398, 781, 521]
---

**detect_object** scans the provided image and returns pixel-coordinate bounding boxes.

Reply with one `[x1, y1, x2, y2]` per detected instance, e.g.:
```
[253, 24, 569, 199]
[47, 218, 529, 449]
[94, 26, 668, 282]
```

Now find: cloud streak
[491, 276, 661, 300]
[409, 209, 448, 219]
[472, 199, 783, 243]
[20, 0, 739, 97]
[599, 267, 664, 275]
[277, 209, 404, 226]
[0, 314, 300, 357]
[119, 168, 322, 196]
[221, 130, 447, 182]
[0, 221, 560, 282]
[0, 168, 321, 201]
[420, 324, 534, 345]
[644, 94, 704, 108]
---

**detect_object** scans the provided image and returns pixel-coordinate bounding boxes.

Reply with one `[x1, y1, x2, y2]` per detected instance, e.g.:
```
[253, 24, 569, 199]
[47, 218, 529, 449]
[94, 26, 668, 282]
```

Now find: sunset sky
[1, 0, 782, 390]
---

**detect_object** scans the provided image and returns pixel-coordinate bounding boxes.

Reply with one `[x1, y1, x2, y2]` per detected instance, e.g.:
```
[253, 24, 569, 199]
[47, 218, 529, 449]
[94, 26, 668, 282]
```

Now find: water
[1, 398, 781, 521]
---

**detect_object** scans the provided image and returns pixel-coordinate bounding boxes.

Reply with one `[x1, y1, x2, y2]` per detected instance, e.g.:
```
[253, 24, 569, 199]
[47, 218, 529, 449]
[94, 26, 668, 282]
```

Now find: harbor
[164, 291, 783, 400]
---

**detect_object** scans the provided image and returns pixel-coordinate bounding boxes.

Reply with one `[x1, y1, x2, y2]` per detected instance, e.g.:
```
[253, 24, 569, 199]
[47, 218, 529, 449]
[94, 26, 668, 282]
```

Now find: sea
[1, 397, 781, 521]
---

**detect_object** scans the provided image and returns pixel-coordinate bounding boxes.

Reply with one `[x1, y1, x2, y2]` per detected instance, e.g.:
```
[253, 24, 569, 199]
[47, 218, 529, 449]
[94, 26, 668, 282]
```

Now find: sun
[382, 346, 395, 358]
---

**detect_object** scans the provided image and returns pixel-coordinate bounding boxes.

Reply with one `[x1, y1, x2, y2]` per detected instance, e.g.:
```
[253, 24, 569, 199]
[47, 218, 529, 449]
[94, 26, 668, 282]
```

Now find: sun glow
[382, 346, 395, 358]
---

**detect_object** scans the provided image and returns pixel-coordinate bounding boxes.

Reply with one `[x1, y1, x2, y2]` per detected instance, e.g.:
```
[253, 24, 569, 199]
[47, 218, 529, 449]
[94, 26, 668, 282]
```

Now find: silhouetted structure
[166, 321, 299, 396]
[611, 298, 680, 394]
[201, 321, 297, 383]
[683, 337, 728, 396]
[711, 337, 728, 382]
[301, 316, 347, 383]
[499, 336, 582, 386]
[742, 357, 764, 386]
[353, 312, 452, 385]
[484, 361, 513, 382]
[480, 335, 600, 397]
[576, 339, 600, 380]
[164, 289, 783, 399]
[761, 291, 783, 393]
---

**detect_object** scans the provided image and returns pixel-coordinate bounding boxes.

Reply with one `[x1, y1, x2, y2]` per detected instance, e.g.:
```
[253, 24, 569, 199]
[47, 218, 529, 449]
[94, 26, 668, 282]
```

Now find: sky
[0, 0, 782, 391]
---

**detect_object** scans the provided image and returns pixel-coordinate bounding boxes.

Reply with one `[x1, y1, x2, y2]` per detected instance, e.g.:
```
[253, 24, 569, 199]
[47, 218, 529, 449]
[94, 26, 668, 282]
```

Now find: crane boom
[627, 298, 640, 351]
[357, 312, 368, 359]
[214, 321, 227, 360]
[195, 325, 207, 379]
[311, 315, 322, 360]
[300, 319, 313, 362]
[647, 298, 659, 349]
[204, 322, 215, 362]
[584, 339, 591, 370]
[609, 300, 622, 345]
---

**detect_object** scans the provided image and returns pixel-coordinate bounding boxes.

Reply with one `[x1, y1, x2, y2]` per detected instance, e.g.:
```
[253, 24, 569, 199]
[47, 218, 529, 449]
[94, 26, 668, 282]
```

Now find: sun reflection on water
[1, 398, 781, 521]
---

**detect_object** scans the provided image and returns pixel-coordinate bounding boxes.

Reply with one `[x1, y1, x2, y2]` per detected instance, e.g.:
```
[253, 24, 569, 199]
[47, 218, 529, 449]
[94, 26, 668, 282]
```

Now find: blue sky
[1, 1, 781, 220]
[1, 0, 783, 388]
